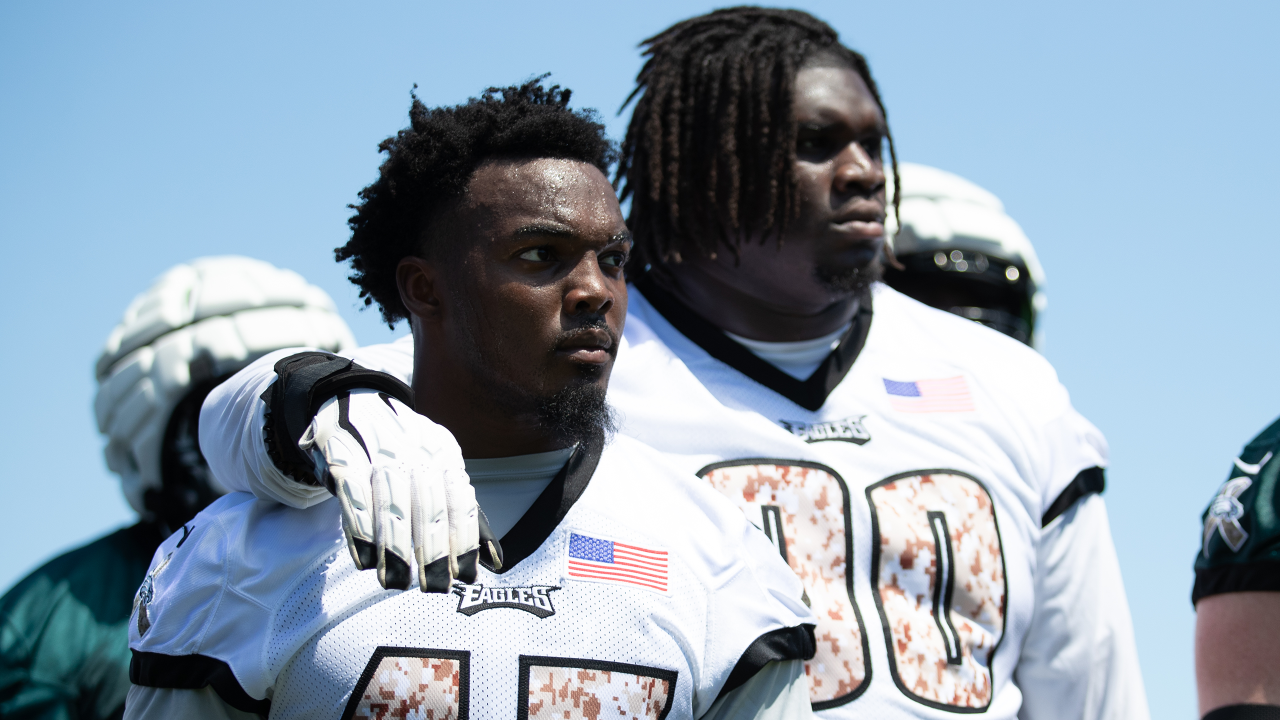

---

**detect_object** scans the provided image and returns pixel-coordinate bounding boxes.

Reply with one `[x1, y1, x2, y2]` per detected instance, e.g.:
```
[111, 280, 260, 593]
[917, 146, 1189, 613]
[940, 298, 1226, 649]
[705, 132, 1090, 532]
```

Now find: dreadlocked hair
[337, 76, 617, 326]
[616, 6, 899, 270]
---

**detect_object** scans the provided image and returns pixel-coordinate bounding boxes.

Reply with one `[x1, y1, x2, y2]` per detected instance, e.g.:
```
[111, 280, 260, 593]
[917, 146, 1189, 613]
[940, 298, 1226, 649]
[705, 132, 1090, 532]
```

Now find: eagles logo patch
[133, 552, 172, 637]
[779, 415, 871, 445]
[453, 583, 560, 618]
[1204, 476, 1252, 556]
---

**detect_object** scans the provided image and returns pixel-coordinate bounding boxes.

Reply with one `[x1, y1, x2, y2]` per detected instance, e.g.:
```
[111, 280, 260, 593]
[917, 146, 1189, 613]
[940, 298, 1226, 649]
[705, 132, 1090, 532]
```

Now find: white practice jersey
[612, 281, 1146, 720]
[128, 432, 816, 719]
[194, 282, 1147, 720]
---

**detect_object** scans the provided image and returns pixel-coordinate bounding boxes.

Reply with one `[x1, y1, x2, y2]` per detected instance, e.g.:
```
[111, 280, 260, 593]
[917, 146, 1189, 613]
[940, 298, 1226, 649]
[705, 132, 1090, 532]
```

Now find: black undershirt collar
[632, 273, 873, 412]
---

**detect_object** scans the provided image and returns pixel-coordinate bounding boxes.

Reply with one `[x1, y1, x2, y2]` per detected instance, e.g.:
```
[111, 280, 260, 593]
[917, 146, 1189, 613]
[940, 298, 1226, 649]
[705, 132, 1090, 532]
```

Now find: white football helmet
[94, 256, 356, 530]
[886, 163, 1047, 347]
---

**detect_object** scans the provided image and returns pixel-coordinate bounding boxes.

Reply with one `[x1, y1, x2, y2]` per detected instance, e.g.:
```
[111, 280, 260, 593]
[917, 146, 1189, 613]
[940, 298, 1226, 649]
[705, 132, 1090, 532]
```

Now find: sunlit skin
[396, 158, 631, 459]
[1195, 592, 1280, 713]
[655, 63, 887, 342]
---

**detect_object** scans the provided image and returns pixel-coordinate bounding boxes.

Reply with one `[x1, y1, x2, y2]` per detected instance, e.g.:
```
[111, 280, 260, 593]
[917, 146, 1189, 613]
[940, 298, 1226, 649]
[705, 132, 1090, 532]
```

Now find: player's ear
[397, 256, 444, 323]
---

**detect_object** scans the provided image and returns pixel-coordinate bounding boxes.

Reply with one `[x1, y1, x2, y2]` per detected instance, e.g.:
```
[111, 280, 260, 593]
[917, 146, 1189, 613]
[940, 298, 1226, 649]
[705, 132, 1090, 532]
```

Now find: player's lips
[555, 328, 615, 364]
[830, 204, 885, 238]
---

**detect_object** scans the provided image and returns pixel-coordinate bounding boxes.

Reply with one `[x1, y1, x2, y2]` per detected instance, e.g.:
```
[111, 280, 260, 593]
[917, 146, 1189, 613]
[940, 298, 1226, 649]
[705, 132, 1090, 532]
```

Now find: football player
[193, 8, 1149, 720]
[1194, 416, 1280, 719]
[125, 79, 817, 719]
[882, 163, 1047, 347]
[0, 256, 353, 720]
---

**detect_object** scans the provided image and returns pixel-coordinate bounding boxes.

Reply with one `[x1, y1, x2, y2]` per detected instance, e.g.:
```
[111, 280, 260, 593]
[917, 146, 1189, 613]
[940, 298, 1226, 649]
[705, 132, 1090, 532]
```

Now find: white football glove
[298, 389, 500, 591]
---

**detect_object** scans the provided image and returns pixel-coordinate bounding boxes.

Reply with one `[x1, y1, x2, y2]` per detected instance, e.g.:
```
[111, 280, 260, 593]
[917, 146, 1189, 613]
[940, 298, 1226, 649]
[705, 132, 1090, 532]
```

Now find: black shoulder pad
[261, 352, 414, 486]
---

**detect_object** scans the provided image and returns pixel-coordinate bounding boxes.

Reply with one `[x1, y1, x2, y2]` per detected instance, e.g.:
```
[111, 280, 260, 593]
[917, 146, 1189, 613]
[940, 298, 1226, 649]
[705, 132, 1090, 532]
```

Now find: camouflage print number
[342, 651, 675, 720]
[867, 471, 1007, 712]
[699, 461, 871, 708]
[518, 656, 677, 720]
[342, 647, 468, 720]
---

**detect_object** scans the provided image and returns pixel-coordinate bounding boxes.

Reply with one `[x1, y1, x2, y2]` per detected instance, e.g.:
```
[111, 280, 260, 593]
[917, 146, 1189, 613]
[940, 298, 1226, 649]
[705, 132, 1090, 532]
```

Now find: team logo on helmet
[778, 416, 871, 445]
[453, 583, 560, 618]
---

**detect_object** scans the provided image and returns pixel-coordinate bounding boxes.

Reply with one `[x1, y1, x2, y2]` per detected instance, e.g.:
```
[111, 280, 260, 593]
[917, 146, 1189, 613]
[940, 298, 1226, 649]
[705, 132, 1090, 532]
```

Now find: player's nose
[833, 142, 884, 196]
[563, 252, 614, 317]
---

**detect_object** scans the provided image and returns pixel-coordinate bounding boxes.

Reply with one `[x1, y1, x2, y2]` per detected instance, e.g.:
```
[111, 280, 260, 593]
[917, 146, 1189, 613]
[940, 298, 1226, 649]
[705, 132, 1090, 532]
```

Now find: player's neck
[411, 356, 573, 460]
[652, 261, 860, 342]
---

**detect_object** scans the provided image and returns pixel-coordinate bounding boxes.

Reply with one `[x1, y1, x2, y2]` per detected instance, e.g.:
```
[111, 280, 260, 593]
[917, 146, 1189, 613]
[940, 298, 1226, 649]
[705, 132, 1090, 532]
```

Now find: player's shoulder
[595, 435, 750, 527]
[591, 436, 792, 581]
[1194, 415, 1280, 600]
[343, 334, 414, 382]
[869, 283, 1070, 419]
[129, 492, 346, 657]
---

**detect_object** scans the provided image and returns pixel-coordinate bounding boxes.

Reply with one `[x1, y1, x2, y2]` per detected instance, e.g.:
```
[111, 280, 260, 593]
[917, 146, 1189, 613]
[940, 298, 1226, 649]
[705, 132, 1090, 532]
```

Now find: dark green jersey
[0, 523, 163, 720]
[1193, 415, 1280, 604]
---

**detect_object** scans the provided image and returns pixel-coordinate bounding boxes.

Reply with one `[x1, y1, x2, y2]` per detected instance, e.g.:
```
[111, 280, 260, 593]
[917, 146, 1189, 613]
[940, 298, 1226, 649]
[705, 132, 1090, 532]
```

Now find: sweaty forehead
[792, 65, 883, 129]
[461, 158, 620, 230]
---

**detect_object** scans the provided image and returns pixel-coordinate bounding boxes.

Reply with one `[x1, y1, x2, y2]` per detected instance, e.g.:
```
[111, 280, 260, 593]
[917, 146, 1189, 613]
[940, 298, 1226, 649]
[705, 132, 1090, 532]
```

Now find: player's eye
[518, 248, 554, 263]
[859, 135, 884, 159]
[797, 135, 827, 153]
[600, 250, 628, 269]
[797, 127, 840, 159]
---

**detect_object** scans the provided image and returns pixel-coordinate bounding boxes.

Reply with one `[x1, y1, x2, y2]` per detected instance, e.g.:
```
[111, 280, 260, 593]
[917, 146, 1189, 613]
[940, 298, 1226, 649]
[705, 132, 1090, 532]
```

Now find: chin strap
[261, 352, 414, 486]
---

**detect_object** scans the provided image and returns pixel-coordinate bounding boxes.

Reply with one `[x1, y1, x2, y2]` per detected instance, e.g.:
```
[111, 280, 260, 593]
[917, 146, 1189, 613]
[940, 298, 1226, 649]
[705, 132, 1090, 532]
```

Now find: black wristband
[261, 352, 414, 487]
[1205, 704, 1280, 720]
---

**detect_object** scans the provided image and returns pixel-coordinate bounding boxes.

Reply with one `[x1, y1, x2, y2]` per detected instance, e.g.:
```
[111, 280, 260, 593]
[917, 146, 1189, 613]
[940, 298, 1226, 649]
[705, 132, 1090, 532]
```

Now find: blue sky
[2, 2, 1276, 716]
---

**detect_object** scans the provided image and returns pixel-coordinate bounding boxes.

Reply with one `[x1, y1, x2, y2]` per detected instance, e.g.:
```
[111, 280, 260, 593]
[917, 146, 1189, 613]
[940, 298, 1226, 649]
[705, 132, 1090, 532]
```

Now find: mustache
[552, 316, 620, 354]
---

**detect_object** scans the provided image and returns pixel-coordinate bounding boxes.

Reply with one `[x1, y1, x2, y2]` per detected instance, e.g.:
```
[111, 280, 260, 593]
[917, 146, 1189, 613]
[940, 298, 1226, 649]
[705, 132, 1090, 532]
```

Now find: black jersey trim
[715, 624, 817, 703]
[485, 438, 603, 574]
[260, 352, 414, 487]
[516, 655, 677, 720]
[341, 647, 470, 720]
[865, 468, 1009, 714]
[1204, 705, 1280, 720]
[1193, 560, 1280, 605]
[1041, 466, 1106, 527]
[632, 274, 872, 412]
[129, 650, 269, 716]
[696, 458, 873, 708]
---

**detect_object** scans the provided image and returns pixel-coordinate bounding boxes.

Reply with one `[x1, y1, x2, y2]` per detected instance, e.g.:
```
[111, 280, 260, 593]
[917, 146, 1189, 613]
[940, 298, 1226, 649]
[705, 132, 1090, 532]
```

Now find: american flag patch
[883, 376, 975, 413]
[566, 533, 668, 592]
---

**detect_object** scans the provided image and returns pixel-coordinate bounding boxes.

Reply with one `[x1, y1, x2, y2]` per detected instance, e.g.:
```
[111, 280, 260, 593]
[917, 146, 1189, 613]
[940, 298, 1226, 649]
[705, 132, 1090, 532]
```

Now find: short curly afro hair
[336, 76, 617, 326]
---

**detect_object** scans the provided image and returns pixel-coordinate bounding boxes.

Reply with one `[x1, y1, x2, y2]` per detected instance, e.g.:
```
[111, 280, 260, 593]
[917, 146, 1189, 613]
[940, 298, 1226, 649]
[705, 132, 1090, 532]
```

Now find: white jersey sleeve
[198, 335, 416, 507]
[127, 493, 379, 713]
[701, 660, 812, 720]
[1015, 494, 1148, 720]
[124, 686, 259, 720]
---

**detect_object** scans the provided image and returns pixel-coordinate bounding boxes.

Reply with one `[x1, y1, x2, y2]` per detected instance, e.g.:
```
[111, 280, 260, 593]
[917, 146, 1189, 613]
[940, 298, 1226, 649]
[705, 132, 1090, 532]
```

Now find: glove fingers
[373, 464, 412, 591]
[477, 509, 504, 572]
[330, 463, 377, 571]
[444, 468, 483, 583]
[411, 462, 453, 593]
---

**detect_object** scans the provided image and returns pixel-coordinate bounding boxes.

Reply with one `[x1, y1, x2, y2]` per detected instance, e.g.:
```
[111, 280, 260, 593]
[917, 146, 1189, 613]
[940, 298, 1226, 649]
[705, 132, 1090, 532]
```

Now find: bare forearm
[1196, 592, 1280, 715]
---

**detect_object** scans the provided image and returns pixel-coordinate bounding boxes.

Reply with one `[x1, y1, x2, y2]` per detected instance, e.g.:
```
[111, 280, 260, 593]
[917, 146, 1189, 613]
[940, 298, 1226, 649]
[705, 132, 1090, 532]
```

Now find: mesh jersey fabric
[129, 434, 815, 719]
[604, 282, 1144, 720]
[1194, 415, 1280, 603]
[0, 522, 163, 720]
[195, 282, 1146, 720]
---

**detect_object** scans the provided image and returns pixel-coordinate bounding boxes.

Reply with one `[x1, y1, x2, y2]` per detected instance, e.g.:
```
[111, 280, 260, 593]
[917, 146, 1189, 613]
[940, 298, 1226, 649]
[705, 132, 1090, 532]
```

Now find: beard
[814, 254, 883, 295]
[534, 380, 617, 448]
[451, 286, 619, 450]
